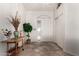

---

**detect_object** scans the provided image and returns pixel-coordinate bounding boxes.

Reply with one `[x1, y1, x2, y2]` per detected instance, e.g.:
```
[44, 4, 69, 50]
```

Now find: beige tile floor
[18, 42, 71, 56]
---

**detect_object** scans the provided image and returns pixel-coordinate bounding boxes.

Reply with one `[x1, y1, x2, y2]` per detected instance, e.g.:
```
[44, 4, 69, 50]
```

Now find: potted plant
[8, 11, 20, 39]
[23, 23, 33, 44]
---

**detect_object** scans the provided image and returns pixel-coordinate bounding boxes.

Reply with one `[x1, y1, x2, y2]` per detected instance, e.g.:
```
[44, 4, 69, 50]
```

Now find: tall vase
[14, 31, 19, 39]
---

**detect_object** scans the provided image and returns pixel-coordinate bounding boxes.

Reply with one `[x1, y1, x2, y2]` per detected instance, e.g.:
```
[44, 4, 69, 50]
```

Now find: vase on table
[14, 31, 19, 39]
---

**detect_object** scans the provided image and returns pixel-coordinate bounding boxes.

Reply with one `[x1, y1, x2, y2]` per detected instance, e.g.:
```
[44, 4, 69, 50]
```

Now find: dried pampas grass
[8, 11, 21, 31]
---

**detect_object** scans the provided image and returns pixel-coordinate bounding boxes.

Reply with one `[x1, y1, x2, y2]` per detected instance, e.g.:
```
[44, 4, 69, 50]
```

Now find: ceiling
[22, 3, 56, 11]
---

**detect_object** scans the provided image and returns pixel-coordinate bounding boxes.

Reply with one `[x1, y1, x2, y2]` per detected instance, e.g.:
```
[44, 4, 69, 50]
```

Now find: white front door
[36, 19, 53, 42]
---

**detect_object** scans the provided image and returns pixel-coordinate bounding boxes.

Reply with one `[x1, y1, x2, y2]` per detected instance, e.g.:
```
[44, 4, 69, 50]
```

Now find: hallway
[18, 42, 70, 56]
[0, 3, 79, 56]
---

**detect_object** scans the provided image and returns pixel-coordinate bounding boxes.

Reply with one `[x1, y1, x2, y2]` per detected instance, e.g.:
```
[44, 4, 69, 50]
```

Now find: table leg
[7, 43, 9, 56]
[22, 39, 24, 51]
[15, 42, 18, 55]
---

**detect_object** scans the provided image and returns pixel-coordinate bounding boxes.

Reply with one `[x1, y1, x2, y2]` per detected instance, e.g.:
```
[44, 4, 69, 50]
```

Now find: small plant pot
[14, 31, 19, 39]
[26, 39, 31, 44]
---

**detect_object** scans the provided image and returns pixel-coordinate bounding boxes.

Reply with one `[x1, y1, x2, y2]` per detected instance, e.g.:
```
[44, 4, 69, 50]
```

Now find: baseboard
[54, 43, 63, 50]
[52, 42, 74, 56]
[64, 52, 74, 56]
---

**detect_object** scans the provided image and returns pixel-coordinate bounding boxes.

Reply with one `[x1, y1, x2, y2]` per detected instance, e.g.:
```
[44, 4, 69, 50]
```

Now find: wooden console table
[2, 37, 24, 56]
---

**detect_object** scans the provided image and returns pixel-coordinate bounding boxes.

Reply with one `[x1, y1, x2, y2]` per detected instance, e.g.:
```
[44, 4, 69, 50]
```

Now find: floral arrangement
[3, 29, 12, 38]
[0, 28, 12, 38]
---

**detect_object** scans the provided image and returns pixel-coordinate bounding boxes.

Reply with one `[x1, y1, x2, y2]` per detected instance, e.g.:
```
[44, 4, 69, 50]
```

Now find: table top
[1, 36, 24, 43]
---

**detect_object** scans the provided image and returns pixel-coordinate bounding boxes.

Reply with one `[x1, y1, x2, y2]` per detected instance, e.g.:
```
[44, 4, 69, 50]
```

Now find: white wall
[54, 4, 65, 48]
[54, 3, 79, 55]
[64, 3, 79, 55]
[0, 3, 24, 38]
